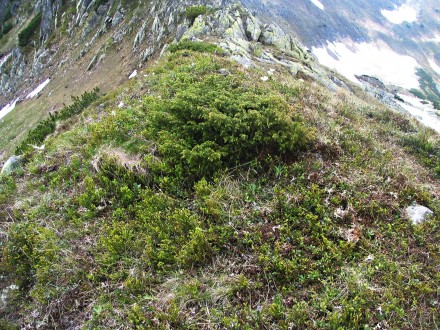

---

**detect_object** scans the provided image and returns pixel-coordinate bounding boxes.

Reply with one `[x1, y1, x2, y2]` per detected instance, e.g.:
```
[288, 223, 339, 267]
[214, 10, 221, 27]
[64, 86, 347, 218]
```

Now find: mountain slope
[1, 38, 440, 330]
[0, 1, 439, 329]
[242, 0, 440, 128]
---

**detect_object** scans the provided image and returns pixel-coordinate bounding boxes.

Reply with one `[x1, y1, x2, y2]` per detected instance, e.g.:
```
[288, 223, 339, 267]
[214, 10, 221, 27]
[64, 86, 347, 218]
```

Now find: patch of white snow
[428, 58, 440, 76]
[26, 79, 50, 99]
[129, 70, 138, 79]
[398, 93, 440, 133]
[312, 41, 419, 89]
[0, 99, 18, 120]
[310, 0, 324, 11]
[381, 3, 418, 24]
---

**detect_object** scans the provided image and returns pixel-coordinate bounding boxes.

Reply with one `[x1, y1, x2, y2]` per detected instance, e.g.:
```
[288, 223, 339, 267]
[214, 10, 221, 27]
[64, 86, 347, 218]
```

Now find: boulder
[260, 24, 292, 52]
[405, 204, 434, 225]
[245, 16, 261, 41]
[1, 156, 22, 175]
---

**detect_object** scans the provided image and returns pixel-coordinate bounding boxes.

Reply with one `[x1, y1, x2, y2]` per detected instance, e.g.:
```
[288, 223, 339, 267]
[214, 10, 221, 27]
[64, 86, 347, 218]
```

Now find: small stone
[405, 204, 434, 225]
[260, 76, 269, 82]
[218, 68, 230, 76]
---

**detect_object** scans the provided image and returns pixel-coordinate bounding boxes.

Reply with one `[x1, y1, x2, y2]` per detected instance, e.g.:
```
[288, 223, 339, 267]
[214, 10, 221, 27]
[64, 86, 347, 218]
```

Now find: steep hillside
[0, 0, 227, 160]
[1, 37, 439, 328]
[0, 1, 439, 329]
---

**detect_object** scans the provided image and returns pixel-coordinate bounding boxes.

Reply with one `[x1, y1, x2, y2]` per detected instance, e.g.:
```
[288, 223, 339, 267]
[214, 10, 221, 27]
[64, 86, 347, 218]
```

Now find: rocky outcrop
[35, 0, 63, 42]
[0, 0, 347, 106]
[179, 3, 343, 91]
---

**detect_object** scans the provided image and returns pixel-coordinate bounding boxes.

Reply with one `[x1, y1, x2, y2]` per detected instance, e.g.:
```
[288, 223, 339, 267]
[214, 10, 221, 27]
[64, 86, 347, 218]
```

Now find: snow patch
[397, 93, 440, 133]
[312, 41, 419, 89]
[421, 34, 440, 43]
[310, 0, 324, 10]
[129, 70, 138, 79]
[26, 79, 50, 99]
[0, 99, 18, 120]
[428, 58, 440, 76]
[381, 3, 417, 24]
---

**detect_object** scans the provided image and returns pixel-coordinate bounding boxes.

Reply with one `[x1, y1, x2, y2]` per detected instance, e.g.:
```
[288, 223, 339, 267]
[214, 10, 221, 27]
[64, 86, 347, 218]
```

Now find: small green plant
[185, 5, 208, 25]
[18, 12, 42, 47]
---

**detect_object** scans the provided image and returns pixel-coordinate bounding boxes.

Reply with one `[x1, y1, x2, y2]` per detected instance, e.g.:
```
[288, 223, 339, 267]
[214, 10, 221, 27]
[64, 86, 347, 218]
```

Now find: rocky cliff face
[0, 0, 224, 103]
[0, 0, 347, 115]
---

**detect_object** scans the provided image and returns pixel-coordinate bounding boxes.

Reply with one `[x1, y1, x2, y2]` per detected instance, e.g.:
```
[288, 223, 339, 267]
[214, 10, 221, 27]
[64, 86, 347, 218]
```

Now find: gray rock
[133, 22, 147, 50]
[260, 24, 291, 51]
[1, 156, 22, 175]
[111, 11, 125, 28]
[152, 16, 161, 33]
[141, 47, 154, 62]
[245, 16, 261, 41]
[405, 204, 434, 225]
[87, 55, 98, 71]
[176, 24, 188, 42]
[218, 68, 230, 76]
[231, 55, 253, 68]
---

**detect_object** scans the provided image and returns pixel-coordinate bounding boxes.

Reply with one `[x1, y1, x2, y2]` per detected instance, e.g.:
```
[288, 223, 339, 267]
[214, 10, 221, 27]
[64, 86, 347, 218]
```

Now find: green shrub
[399, 130, 440, 176]
[2, 223, 59, 292]
[147, 68, 313, 181]
[409, 88, 426, 100]
[168, 40, 223, 54]
[185, 5, 208, 25]
[0, 2, 12, 25]
[18, 12, 42, 47]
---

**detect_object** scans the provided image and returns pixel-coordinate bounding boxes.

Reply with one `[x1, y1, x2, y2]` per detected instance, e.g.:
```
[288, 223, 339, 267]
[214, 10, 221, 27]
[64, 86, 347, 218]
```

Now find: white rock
[405, 204, 434, 225]
[1, 156, 22, 175]
[260, 76, 269, 82]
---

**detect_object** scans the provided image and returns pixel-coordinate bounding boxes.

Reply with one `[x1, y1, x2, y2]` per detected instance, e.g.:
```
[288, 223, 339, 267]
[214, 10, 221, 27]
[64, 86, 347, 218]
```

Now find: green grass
[15, 88, 100, 156]
[0, 47, 439, 329]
